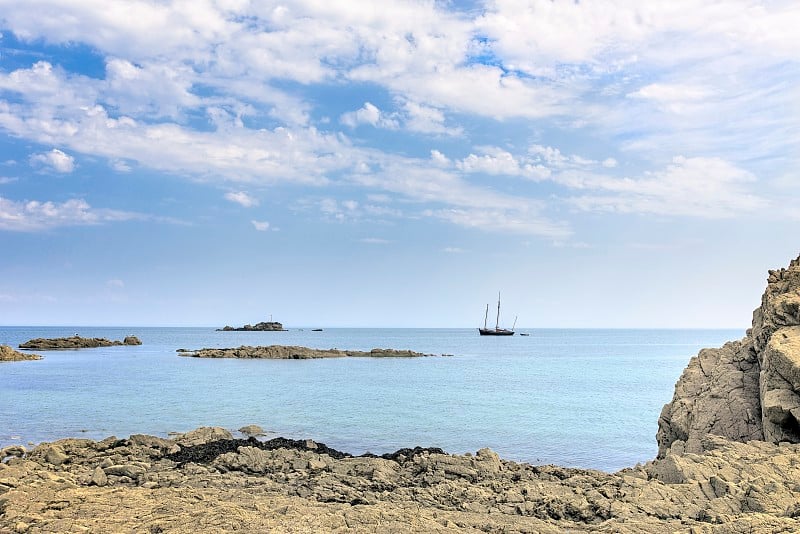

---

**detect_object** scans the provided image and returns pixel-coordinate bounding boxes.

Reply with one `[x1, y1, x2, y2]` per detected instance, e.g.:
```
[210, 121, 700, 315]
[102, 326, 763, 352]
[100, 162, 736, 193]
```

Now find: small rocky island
[217, 321, 286, 331]
[19, 335, 142, 350]
[0, 345, 42, 361]
[177, 345, 438, 359]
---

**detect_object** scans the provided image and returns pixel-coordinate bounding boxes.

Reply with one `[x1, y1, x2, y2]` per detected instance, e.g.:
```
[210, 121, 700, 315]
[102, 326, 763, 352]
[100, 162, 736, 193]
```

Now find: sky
[0, 0, 798, 328]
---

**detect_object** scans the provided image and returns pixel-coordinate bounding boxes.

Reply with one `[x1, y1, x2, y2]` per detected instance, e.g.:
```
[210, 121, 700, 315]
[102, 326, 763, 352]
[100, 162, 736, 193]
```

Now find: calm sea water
[0, 327, 742, 472]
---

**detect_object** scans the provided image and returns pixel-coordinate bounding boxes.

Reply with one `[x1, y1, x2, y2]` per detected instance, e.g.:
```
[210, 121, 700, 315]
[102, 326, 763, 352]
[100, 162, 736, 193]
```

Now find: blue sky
[0, 0, 798, 328]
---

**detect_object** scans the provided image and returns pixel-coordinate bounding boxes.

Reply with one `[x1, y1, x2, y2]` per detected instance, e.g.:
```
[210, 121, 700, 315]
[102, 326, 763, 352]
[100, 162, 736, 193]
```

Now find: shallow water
[0, 326, 741, 471]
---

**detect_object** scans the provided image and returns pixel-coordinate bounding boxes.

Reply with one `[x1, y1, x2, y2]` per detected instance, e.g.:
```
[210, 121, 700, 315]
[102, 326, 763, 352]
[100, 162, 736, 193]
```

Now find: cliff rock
[657, 254, 800, 456]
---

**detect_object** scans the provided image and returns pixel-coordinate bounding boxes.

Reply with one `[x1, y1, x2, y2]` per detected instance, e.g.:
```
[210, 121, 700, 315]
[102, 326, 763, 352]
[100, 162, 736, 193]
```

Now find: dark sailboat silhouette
[479, 293, 516, 336]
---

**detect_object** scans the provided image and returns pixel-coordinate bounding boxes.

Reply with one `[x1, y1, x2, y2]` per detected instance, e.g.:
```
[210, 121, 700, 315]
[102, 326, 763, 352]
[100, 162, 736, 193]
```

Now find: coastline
[2, 425, 799, 532]
[4, 254, 800, 531]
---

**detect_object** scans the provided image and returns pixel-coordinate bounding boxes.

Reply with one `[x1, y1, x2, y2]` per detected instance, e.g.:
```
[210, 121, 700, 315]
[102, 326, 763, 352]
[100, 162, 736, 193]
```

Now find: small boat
[479, 293, 516, 336]
[311, 328, 323, 332]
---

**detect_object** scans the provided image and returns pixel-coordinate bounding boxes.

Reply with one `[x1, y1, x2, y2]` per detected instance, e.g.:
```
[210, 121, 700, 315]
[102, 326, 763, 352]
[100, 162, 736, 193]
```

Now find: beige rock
[658, 254, 800, 455]
[174, 427, 232, 447]
[0, 345, 41, 362]
[177, 345, 441, 359]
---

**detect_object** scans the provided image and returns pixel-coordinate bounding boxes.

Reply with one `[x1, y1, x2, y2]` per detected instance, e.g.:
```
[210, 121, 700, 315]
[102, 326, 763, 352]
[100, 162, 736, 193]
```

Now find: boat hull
[478, 328, 515, 336]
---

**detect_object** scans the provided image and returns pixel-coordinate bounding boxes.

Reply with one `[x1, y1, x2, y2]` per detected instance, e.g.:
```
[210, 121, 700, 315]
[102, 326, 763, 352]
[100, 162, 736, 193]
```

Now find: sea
[0, 326, 742, 472]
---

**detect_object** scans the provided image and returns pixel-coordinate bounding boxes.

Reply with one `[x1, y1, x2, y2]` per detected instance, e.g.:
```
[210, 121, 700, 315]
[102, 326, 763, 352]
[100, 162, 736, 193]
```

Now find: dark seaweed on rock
[166, 438, 446, 467]
[166, 437, 353, 466]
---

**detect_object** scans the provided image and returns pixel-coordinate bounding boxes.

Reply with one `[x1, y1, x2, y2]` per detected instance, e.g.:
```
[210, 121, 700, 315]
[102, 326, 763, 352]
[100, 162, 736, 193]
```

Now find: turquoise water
[0, 327, 741, 471]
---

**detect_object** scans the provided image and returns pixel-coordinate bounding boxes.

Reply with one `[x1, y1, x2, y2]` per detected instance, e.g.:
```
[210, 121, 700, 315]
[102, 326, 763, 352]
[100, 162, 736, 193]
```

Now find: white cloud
[106, 279, 125, 288]
[0, 196, 143, 231]
[29, 148, 75, 173]
[566, 156, 767, 218]
[111, 159, 132, 172]
[443, 246, 463, 253]
[224, 191, 259, 208]
[340, 102, 399, 129]
[251, 220, 270, 231]
[360, 237, 389, 244]
[0, 177, 17, 184]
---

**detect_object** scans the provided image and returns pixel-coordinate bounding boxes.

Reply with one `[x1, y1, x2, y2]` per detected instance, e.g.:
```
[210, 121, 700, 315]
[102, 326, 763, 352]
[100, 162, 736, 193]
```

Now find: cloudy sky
[0, 0, 798, 328]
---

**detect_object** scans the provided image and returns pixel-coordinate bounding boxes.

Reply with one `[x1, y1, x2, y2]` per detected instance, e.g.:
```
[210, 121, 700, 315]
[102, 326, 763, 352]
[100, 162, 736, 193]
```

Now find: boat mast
[495, 292, 501, 330]
[484, 304, 489, 330]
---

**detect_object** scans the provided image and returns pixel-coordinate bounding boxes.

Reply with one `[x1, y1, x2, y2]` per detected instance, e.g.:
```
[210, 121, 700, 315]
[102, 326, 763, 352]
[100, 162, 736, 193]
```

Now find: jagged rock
[2, 428, 800, 532]
[0, 345, 41, 361]
[18, 336, 141, 350]
[657, 254, 800, 456]
[177, 345, 441, 359]
[44, 446, 68, 466]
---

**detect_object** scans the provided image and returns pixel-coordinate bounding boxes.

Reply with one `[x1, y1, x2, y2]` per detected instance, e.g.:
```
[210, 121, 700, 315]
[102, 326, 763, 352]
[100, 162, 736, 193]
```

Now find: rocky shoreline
[3, 254, 800, 532]
[1, 426, 799, 532]
[18, 335, 142, 350]
[176, 345, 441, 359]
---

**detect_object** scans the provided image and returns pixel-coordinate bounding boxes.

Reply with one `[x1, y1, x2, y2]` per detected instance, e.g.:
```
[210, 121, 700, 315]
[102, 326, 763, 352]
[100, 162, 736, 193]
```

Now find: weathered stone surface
[1, 429, 799, 532]
[174, 427, 233, 447]
[0, 345, 41, 362]
[177, 345, 441, 359]
[18, 335, 141, 350]
[657, 254, 800, 455]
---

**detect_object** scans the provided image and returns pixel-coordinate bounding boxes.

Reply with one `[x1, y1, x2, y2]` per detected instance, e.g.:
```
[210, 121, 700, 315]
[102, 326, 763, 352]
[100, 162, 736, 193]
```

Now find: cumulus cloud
[29, 148, 75, 173]
[0, 196, 142, 231]
[224, 191, 259, 208]
[340, 102, 399, 129]
[251, 220, 270, 231]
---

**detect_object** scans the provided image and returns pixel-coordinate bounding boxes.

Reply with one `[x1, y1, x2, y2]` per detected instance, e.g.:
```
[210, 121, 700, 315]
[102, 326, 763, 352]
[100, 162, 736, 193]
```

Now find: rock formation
[657, 254, 800, 456]
[217, 321, 286, 331]
[0, 345, 42, 362]
[1, 426, 799, 532]
[177, 345, 440, 359]
[18, 335, 141, 350]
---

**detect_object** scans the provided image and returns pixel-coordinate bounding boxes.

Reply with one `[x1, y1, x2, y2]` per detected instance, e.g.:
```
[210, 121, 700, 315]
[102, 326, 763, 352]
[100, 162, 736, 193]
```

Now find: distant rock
[0, 345, 42, 361]
[238, 425, 265, 437]
[657, 254, 800, 456]
[18, 335, 142, 350]
[177, 345, 442, 359]
[217, 321, 286, 332]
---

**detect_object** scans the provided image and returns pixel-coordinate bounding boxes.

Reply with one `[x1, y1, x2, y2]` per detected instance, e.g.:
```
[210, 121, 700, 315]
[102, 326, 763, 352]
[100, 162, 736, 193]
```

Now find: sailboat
[479, 293, 516, 336]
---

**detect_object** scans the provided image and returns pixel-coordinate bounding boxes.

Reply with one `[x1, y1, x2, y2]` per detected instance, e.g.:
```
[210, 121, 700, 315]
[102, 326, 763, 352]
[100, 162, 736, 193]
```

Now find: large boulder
[657, 254, 800, 456]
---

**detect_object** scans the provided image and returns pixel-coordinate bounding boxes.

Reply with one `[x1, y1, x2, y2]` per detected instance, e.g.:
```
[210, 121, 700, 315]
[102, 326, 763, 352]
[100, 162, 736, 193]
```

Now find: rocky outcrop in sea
[217, 321, 286, 331]
[657, 254, 800, 456]
[18, 335, 142, 350]
[0, 345, 42, 362]
[177, 345, 439, 359]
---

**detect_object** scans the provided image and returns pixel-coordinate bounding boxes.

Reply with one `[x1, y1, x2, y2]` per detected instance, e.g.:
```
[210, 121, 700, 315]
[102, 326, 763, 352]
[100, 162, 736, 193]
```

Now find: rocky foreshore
[5, 254, 800, 532]
[1, 426, 799, 532]
[177, 345, 440, 359]
[0, 345, 42, 362]
[18, 335, 142, 350]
